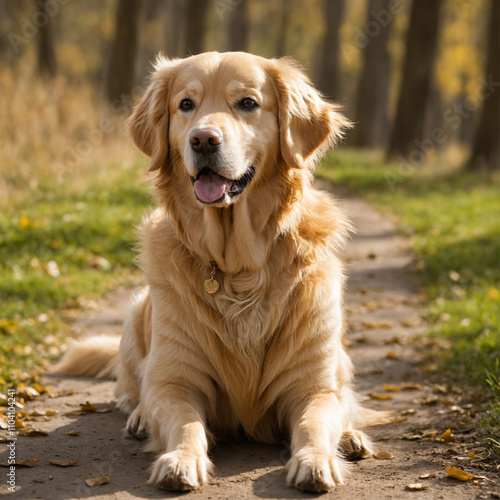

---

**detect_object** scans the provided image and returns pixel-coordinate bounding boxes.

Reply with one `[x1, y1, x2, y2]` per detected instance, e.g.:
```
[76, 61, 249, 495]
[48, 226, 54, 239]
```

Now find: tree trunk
[350, 0, 392, 147]
[467, 0, 499, 172]
[316, 0, 345, 101]
[386, 0, 443, 160]
[164, 0, 186, 58]
[226, 0, 249, 52]
[275, 0, 291, 57]
[184, 0, 209, 56]
[105, 0, 141, 104]
[37, 0, 57, 78]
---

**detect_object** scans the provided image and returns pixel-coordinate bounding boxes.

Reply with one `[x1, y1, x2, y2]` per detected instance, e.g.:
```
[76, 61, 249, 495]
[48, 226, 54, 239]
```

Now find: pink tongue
[194, 173, 227, 203]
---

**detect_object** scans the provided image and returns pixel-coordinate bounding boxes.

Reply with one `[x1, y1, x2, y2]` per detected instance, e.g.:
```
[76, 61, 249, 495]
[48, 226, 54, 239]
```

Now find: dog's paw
[286, 448, 345, 493]
[340, 429, 373, 460]
[148, 450, 211, 491]
[125, 407, 148, 440]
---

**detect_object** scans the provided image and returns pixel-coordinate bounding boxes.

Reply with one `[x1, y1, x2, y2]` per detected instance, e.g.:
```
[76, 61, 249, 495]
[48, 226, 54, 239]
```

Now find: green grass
[0, 160, 153, 389]
[318, 150, 500, 412]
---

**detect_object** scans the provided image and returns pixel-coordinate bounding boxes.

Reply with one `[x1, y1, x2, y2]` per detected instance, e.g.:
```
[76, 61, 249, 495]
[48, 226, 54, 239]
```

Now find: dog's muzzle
[190, 166, 255, 204]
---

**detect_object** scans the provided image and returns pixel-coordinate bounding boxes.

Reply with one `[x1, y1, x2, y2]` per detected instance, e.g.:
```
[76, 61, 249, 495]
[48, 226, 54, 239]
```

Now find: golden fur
[54, 52, 379, 493]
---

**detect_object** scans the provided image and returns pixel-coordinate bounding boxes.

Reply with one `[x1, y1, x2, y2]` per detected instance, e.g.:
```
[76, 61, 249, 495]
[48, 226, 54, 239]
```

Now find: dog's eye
[240, 98, 258, 110]
[180, 98, 194, 111]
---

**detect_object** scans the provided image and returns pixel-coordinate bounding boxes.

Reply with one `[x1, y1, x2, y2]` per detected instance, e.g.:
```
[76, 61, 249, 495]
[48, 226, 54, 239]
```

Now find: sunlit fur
[53, 52, 384, 493]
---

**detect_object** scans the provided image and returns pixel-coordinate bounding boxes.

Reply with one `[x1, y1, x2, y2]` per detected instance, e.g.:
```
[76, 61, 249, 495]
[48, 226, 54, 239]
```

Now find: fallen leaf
[1, 459, 40, 467]
[46, 410, 57, 416]
[48, 459, 79, 467]
[440, 428, 456, 442]
[15, 418, 26, 428]
[418, 397, 439, 405]
[383, 384, 400, 392]
[65, 430, 79, 436]
[389, 416, 408, 424]
[402, 434, 421, 440]
[369, 393, 393, 400]
[373, 451, 394, 460]
[421, 429, 438, 439]
[49, 389, 76, 398]
[80, 401, 97, 412]
[446, 467, 474, 481]
[85, 474, 110, 487]
[31, 384, 51, 394]
[386, 351, 397, 359]
[406, 483, 429, 490]
[32, 409, 45, 416]
[419, 473, 436, 479]
[401, 383, 422, 391]
[18, 427, 49, 437]
[401, 409, 417, 416]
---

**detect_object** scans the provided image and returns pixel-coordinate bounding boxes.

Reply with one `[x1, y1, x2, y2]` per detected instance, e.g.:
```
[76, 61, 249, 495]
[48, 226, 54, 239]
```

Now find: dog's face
[168, 53, 278, 206]
[128, 52, 350, 208]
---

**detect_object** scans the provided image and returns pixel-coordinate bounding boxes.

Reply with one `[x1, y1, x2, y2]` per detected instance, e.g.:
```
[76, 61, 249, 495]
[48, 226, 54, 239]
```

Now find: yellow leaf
[19, 214, 30, 229]
[369, 393, 393, 400]
[383, 384, 400, 392]
[31, 384, 51, 394]
[18, 427, 49, 437]
[406, 483, 429, 490]
[65, 430, 79, 436]
[85, 474, 110, 487]
[373, 451, 394, 460]
[488, 288, 499, 300]
[419, 473, 436, 479]
[446, 467, 474, 481]
[0, 459, 40, 468]
[48, 459, 79, 467]
[80, 401, 97, 412]
[466, 451, 475, 458]
[400, 383, 422, 391]
[440, 428, 456, 442]
[32, 409, 45, 416]
[15, 418, 26, 428]
[386, 351, 397, 359]
[46, 410, 57, 416]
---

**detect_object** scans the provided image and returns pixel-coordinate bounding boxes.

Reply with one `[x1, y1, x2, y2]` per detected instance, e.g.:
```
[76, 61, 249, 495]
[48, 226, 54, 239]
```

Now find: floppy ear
[126, 56, 179, 172]
[269, 57, 352, 169]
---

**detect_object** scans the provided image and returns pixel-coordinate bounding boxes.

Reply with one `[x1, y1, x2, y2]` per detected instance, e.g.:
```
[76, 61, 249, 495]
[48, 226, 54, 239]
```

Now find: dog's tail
[52, 335, 120, 379]
[360, 407, 394, 427]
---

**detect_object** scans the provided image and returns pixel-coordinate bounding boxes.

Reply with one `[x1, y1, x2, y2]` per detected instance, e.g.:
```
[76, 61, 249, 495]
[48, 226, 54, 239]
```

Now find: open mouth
[190, 166, 255, 204]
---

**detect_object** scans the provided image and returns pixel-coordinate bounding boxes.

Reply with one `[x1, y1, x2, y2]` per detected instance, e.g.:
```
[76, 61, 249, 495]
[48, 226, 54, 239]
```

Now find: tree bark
[36, 0, 57, 78]
[184, 0, 209, 56]
[275, 0, 291, 57]
[350, 0, 393, 147]
[386, 0, 443, 160]
[105, 0, 141, 104]
[316, 0, 345, 100]
[467, 0, 499, 172]
[163, 0, 186, 58]
[226, 0, 249, 52]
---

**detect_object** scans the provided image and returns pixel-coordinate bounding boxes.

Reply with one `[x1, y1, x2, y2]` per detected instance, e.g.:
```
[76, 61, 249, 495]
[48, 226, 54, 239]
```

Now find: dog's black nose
[189, 129, 222, 154]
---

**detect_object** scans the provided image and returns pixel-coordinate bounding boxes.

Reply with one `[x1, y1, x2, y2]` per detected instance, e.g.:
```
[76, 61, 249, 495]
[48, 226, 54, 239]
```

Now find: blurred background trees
[0, 0, 498, 173]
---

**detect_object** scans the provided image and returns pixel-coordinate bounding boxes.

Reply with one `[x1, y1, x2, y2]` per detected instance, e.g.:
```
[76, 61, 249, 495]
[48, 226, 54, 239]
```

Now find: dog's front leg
[145, 385, 212, 491]
[286, 392, 347, 493]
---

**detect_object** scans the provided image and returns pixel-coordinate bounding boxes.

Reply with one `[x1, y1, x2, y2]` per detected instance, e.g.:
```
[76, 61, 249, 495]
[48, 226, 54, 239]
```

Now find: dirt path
[1, 182, 498, 499]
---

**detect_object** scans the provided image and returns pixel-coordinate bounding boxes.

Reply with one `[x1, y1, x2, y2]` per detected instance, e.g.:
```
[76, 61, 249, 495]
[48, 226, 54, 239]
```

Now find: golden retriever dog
[54, 51, 380, 493]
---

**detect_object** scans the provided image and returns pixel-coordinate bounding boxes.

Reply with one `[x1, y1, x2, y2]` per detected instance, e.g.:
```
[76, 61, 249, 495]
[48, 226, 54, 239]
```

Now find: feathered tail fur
[52, 335, 120, 379]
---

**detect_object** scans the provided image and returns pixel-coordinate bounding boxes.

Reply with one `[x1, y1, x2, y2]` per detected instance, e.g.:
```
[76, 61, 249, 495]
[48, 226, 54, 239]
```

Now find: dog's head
[127, 52, 350, 208]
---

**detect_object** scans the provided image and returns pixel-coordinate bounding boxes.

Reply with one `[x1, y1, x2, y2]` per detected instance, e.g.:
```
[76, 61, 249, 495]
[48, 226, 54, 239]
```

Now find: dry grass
[0, 68, 139, 206]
